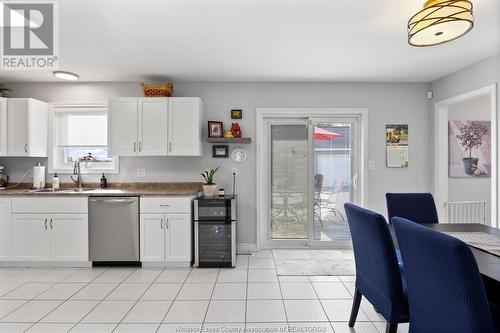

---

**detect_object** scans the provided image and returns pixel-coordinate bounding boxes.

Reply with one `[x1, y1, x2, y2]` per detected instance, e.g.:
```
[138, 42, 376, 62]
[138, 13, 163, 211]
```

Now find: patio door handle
[352, 174, 358, 191]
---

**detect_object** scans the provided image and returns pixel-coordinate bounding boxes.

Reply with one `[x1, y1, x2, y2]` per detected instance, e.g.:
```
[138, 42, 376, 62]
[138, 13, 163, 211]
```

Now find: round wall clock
[231, 148, 248, 163]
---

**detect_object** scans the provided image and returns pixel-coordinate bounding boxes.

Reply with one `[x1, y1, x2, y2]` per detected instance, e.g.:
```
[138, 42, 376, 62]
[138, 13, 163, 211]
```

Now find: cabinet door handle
[50, 218, 53, 229]
[24, 143, 28, 153]
[139, 142, 142, 152]
[169, 142, 172, 152]
[165, 218, 168, 229]
[133, 142, 137, 152]
[44, 218, 47, 230]
[160, 218, 163, 229]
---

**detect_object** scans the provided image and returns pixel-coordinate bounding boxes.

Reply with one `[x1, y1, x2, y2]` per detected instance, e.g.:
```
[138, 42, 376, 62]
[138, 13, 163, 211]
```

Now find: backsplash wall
[1, 81, 432, 245]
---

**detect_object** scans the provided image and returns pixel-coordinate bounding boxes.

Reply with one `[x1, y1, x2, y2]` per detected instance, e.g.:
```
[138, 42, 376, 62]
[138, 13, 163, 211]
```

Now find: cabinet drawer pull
[44, 218, 47, 230]
[50, 218, 53, 229]
[159, 204, 170, 208]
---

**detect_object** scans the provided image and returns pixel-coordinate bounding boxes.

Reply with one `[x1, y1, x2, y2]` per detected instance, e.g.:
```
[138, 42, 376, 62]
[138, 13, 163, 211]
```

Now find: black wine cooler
[194, 196, 236, 268]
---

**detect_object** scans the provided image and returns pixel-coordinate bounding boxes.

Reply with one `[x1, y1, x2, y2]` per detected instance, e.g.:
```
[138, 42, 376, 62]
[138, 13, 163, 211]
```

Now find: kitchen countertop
[0, 182, 202, 197]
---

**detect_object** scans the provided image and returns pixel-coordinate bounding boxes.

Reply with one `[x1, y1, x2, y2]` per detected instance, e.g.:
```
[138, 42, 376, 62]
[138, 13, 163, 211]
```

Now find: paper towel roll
[33, 165, 45, 189]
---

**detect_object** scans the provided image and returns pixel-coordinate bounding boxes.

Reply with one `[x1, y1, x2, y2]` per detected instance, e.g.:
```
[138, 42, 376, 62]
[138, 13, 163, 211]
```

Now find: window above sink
[48, 103, 119, 175]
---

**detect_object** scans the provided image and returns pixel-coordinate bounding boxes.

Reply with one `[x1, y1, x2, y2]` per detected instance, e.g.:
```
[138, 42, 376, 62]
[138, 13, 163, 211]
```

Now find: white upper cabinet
[168, 97, 203, 156]
[7, 98, 48, 157]
[139, 98, 168, 155]
[108, 97, 202, 156]
[108, 98, 138, 156]
[0, 98, 7, 156]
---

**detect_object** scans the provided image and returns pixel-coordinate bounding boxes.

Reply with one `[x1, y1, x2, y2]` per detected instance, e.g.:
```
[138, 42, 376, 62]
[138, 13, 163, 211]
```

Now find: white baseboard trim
[237, 243, 257, 254]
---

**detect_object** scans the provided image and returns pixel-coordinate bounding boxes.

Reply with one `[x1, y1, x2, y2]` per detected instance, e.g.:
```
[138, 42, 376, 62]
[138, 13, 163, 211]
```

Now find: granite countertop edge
[0, 182, 203, 197]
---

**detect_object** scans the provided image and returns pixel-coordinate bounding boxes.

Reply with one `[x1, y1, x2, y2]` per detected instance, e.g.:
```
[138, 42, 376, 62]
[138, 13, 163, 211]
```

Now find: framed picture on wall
[231, 109, 242, 119]
[208, 121, 223, 138]
[386, 124, 409, 168]
[448, 120, 491, 177]
[212, 145, 229, 158]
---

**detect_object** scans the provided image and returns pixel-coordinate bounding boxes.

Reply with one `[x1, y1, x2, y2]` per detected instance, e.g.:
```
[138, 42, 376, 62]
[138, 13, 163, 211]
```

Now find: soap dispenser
[100, 173, 108, 189]
[52, 173, 60, 190]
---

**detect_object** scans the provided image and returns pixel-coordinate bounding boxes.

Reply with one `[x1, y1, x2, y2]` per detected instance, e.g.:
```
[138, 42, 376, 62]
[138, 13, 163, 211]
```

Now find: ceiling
[1, 0, 499, 82]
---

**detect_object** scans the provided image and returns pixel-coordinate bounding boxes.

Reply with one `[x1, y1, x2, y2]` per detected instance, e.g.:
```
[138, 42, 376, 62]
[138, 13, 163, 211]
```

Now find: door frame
[433, 84, 498, 227]
[256, 108, 368, 250]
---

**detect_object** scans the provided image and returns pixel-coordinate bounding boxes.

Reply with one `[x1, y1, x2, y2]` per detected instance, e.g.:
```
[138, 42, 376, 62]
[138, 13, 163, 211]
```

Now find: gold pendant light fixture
[408, 0, 474, 47]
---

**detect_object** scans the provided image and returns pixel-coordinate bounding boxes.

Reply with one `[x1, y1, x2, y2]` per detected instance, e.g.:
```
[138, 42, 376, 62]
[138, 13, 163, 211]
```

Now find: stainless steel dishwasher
[89, 197, 139, 264]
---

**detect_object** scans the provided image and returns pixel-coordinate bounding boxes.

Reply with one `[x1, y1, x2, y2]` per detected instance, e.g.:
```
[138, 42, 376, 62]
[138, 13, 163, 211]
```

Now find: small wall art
[231, 109, 242, 119]
[212, 145, 229, 158]
[208, 121, 223, 138]
[386, 124, 409, 168]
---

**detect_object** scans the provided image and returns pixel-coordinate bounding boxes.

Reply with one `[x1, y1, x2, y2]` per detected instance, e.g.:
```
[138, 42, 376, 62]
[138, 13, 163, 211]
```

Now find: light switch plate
[368, 160, 375, 170]
[137, 168, 146, 177]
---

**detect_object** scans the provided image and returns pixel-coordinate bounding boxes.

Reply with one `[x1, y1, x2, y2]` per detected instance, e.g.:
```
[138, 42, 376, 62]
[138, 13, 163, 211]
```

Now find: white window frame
[48, 102, 119, 174]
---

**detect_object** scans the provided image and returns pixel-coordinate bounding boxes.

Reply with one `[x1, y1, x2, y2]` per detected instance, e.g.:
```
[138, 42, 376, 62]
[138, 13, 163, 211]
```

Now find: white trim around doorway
[433, 84, 498, 227]
[255, 108, 369, 250]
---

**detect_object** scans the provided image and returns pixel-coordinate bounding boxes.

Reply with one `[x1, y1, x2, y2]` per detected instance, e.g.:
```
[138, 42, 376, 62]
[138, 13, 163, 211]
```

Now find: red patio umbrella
[314, 127, 342, 140]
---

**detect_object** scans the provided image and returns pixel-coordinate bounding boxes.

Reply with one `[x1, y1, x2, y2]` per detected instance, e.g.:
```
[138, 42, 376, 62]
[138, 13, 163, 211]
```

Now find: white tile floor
[0, 251, 409, 333]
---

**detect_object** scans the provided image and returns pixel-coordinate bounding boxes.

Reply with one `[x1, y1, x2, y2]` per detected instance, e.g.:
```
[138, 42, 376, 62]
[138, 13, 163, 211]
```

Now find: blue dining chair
[386, 193, 439, 224]
[392, 217, 497, 333]
[344, 203, 409, 333]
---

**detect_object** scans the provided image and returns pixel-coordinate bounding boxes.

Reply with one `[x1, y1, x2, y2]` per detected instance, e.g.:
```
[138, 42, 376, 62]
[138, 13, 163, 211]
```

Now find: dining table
[390, 223, 500, 303]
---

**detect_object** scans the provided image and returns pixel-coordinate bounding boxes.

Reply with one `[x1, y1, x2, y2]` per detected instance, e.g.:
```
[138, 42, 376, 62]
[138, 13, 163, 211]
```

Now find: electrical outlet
[231, 167, 238, 176]
[368, 160, 375, 170]
[137, 168, 146, 177]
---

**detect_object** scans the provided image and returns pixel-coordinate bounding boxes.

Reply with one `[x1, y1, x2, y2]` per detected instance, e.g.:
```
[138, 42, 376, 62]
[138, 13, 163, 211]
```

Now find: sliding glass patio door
[264, 116, 361, 248]
[308, 118, 360, 247]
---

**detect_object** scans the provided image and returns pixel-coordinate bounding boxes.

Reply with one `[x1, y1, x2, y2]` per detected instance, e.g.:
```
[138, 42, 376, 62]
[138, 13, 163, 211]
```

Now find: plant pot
[202, 184, 217, 196]
[462, 157, 479, 175]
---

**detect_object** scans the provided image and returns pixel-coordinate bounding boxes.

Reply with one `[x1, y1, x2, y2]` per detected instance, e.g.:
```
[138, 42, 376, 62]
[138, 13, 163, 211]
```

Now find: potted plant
[200, 167, 219, 196]
[456, 121, 488, 175]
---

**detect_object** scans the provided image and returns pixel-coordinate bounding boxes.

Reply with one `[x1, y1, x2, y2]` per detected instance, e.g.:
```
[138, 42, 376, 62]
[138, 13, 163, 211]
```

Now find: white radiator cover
[445, 201, 487, 225]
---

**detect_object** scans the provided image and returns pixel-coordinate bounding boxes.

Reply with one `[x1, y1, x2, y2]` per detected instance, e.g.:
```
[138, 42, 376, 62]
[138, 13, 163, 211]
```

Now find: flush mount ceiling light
[53, 71, 79, 81]
[408, 0, 473, 47]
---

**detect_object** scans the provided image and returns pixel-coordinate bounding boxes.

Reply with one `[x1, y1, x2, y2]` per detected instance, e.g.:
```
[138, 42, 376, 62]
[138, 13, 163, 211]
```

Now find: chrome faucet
[71, 160, 82, 189]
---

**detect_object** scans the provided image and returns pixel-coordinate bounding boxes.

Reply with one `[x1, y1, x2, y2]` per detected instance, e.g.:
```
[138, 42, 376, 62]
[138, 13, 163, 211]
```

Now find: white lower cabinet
[12, 214, 88, 261]
[140, 197, 193, 266]
[141, 214, 165, 262]
[10, 197, 89, 262]
[12, 215, 51, 260]
[50, 215, 89, 261]
[140, 213, 192, 265]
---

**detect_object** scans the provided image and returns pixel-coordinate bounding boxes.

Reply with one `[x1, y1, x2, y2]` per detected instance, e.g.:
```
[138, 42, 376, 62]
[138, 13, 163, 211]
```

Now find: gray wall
[1, 82, 432, 245]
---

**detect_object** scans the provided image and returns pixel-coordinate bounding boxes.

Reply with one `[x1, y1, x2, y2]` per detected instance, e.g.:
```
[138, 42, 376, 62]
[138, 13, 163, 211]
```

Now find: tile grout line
[156, 267, 193, 332]
[0, 267, 109, 332]
[110, 267, 165, 333]
[272, 250, 291, 330]
[307, 275, 336, 333]
[0, 269, 81, 327]
[63, 267, 136, 332]
[25, 267, 110, 332]
[200, 268, 220, 328]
